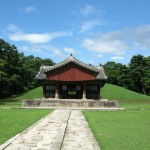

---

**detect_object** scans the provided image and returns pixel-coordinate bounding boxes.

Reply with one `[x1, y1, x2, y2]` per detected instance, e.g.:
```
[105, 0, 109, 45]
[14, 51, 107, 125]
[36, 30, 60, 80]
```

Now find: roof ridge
[44, 55, 100, 73]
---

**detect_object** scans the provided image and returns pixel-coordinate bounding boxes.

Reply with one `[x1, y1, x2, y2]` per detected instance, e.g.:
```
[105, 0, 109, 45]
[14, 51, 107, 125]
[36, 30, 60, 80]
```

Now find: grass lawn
[0, 99, 21, 108]
[0, 84, 149, 148]
[0, 109, 52, 144]
[119, 102, 150, 109]
[83, 110, 150, 150]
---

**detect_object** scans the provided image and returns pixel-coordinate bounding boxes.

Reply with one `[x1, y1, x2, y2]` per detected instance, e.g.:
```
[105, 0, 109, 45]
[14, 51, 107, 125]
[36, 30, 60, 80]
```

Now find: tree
[118, 65, 133, 90]
[104, 61, 125, 85]
[103, 55, 150, 95]
[0, 39, 23, 97]
[0, 39, 54, 98]
[141, 56, 150, 95]
[128, 55, 145, 94]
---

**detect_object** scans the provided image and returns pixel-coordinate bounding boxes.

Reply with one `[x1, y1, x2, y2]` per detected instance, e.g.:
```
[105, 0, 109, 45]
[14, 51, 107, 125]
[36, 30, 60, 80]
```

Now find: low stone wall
[22, 99, 118, 108]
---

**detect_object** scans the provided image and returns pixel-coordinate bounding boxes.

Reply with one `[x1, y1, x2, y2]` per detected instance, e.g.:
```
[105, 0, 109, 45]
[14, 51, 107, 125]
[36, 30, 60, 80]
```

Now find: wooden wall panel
[46, 63, 96, 81]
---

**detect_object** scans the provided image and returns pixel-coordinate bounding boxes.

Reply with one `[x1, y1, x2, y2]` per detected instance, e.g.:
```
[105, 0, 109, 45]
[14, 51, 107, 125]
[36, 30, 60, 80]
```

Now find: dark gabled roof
[35, 55, 107, 80]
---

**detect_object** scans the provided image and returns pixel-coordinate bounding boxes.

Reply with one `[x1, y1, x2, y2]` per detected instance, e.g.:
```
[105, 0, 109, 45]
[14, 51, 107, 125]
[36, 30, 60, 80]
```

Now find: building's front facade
[35, 54, 107, 100]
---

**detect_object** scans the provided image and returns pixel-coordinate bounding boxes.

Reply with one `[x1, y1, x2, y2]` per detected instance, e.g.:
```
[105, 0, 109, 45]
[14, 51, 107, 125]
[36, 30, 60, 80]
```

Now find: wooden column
[55, 82, 59, 99]
[82, 81, 86, 100]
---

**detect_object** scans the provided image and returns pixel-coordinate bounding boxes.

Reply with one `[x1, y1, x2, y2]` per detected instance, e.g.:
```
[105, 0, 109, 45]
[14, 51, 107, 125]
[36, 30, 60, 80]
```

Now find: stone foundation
[22, 99, 118, 108]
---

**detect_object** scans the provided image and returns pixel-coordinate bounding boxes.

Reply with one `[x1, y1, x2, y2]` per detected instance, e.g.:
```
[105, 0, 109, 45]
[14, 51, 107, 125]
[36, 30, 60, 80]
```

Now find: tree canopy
[104, 55, 150, 95]
[0, 39, 54, 98]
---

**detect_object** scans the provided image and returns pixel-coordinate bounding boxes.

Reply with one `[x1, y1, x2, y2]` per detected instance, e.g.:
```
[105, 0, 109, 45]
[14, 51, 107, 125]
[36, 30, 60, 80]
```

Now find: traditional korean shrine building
[35, 54, 107, 100]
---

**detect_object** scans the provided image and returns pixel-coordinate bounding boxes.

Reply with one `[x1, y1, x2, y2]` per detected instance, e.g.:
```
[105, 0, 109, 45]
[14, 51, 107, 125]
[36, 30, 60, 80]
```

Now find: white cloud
[129, 24, 150, 50]
[111, 56, 125, 60]
[19, 44, 62, 57]
[79, 20, 106, 33]
[21, 6, 37, 14]
[7, 24, 21, 32]
[78, 5, 106, 33]
[24, 45, 81, 58]
[9, 33, 51, 43]
[83, 30, 128, 56]
[64, 47, 81, 55]
[64, 47, 76, 54]
[80, 4, 105, 17]
[48, 46, 62, 57]
[80, 5, 95, 16]
[37, 45, 62, 57]
[7, 24, 72, 43]
[81, 24, 150, 59]
[19, 46, 42, 53]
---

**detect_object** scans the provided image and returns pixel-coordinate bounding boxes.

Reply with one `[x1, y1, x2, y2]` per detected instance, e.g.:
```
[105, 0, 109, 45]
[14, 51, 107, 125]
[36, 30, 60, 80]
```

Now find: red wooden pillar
[82, 81, 86, 99]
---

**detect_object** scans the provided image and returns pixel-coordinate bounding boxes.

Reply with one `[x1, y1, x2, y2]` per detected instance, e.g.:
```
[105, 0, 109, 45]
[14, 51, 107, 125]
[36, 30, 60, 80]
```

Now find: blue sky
[0, 0, 150, 65]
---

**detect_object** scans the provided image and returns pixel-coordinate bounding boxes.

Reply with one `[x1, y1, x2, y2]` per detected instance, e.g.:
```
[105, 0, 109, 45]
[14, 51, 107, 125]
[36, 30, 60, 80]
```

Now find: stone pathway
[0, 110, 100, 150]
[61, 111, 100, 150]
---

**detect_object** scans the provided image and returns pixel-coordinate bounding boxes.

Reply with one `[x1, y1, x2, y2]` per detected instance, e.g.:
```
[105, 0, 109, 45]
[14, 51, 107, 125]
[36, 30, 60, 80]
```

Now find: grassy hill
[101, 83, 150, 101]
[101, 84, 150, 108]
[17, 86, 43, 99]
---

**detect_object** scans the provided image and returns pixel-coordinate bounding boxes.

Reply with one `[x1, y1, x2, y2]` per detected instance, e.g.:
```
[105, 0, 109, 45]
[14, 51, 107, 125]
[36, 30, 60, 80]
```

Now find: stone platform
[22, 99, 118, 108]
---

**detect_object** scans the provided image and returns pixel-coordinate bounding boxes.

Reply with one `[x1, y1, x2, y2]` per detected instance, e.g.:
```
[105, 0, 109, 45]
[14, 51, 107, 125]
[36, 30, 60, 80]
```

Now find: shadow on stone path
[0, 110, 100, 150]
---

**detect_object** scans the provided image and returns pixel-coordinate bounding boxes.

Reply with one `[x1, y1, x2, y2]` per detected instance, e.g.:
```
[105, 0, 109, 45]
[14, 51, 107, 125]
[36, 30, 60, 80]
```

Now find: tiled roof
[35, 66, 47, 80]
[95, 66, 108, 80]
[35, 55, 107, 80]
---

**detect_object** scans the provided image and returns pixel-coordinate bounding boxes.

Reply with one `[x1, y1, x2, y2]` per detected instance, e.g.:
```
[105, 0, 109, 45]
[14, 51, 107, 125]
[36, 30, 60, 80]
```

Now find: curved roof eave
[44, 55, 100, 73]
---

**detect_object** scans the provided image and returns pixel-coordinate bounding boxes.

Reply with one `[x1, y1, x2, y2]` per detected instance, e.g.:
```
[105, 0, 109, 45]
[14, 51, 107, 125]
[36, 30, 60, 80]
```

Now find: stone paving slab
[0, 109, 101, 150]
[61, 110, 100, 150]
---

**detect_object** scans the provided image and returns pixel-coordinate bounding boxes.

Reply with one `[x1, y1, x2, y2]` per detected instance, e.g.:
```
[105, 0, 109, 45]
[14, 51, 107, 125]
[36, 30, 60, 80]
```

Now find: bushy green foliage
[104, 55, 150, 95]
[0, 39, 54, 98]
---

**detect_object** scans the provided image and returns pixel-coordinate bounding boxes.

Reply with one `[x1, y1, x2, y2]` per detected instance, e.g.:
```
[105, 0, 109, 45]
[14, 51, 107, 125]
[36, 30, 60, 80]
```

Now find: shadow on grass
[0, 98, 21, 108]
[0, 87, 42, 108]
[118, 100, 150, 109]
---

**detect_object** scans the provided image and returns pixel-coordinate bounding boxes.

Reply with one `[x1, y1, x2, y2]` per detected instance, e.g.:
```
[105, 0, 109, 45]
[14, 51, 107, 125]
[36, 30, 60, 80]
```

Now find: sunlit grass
[101, 83, 150, 100]
[83, 110, 150, 150]
[17, 86, 43, 99]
